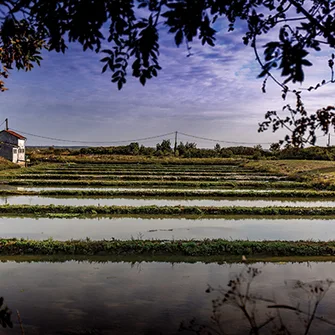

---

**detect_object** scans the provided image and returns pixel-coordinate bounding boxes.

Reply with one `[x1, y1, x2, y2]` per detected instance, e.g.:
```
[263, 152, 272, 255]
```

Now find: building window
[13, 149, 17, 154]
[18, 148, 25, 154]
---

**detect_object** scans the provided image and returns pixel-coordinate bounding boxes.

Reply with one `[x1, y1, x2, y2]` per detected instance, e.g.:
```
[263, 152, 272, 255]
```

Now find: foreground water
[1, 217, 335, 241]
[0, 195, 334, 207]
[1, 260, 335, 334]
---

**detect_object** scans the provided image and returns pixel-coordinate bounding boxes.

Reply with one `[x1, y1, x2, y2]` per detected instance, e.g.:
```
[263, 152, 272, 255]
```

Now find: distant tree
[269, 142, 281, 153]
[177, 141, 198, 157]
[128, 142, 140, 155]
[220, 148, 233, 158]
[156, 139, 173, 155]
[1, 0, 335, 145]
[139, 144, 155, 156]
[254, 144, 263, 152]
[214, 143, 221, 154]
[185, 142, 197, 150]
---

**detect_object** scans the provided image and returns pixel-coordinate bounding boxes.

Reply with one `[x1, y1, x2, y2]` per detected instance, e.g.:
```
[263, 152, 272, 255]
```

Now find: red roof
[2, 130, 26, 140]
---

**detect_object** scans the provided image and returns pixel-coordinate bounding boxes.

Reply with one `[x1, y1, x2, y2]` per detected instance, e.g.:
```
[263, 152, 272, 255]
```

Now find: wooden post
[174, 131, 178, 155]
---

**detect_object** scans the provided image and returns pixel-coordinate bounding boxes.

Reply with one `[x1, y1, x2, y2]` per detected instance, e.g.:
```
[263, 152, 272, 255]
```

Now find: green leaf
[140, 76, 146, 86]
[301, 59, 312, 66]
[102, 49, 113, 55]
[102, 63, 108, 73]
[138, 2, 147, 9]
[175, 30, 183, 47]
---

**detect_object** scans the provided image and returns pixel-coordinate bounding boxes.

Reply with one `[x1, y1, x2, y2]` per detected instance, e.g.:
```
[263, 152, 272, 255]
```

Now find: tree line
[38, 140, 335, 161]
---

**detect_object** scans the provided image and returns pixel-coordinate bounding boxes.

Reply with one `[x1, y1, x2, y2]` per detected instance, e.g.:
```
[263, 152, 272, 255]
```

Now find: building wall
[12, 147, 18, 163]
[0, 132, 19, 147]
[0, 133, 25, 163]
[17, 139, 25, 162]
[0, 143, 14, 162]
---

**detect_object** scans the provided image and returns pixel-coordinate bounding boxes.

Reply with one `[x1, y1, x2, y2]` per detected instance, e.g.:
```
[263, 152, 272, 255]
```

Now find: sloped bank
[1, 238, 335, 256]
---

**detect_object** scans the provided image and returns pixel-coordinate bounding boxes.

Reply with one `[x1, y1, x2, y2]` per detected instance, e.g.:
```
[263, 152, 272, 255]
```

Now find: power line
[178, 131, 273, 145]
[10, 127, 324, 146]
[14, 128, 273, 146]
[11, 129, 176, 144]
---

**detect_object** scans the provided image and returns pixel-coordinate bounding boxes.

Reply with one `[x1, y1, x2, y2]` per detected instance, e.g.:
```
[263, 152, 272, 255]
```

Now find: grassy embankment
[0, 189, 335, 198]
[243, 159, 335, 187]
[5, 179, 308, 189]
[0, 157, 20, 172]
[1, 204, 335, 217]
[0, 238, 335, 257]
[28, 154, 245, 165]
[4, 174, 286, 183]
[23, 170, 279, 176]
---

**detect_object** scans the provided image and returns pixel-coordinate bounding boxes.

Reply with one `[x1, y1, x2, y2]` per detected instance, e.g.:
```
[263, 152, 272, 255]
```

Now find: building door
[12, 148, 18, 163]
[18, 148, 25, 162]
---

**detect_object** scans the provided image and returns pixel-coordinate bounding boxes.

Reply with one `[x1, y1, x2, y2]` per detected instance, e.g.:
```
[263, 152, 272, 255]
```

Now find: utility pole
[174, 131, 178, 156]
[328, 133, 331, 147]
[5, 118, 8, 130]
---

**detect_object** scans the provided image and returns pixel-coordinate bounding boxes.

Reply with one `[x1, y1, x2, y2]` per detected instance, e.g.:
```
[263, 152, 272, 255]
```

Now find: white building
[0, 130, 26, 164]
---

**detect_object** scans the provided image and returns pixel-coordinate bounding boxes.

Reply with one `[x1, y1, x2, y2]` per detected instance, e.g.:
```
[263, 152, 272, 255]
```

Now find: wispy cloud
[0, 16, 331, 147]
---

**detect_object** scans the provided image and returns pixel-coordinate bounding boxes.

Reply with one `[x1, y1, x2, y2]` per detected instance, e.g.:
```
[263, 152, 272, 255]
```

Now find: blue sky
[1, 15, 333, 148]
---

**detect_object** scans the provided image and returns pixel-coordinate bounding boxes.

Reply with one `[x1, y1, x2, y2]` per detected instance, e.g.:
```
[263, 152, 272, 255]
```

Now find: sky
[1, 9, 334, 148]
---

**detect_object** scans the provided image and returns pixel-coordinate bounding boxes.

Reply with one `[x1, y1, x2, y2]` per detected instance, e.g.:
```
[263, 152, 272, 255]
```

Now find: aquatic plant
[181, 266, 335, 335]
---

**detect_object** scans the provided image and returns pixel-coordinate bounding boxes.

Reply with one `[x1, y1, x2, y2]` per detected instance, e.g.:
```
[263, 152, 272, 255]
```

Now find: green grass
[32, 165, 246, 172]
[1, 238, 335, 256]
[0, 157, 21, 172]
[0, 189, 333, 198]
[6, 179, 308, 189]
[243, 160, 335, 182]
[24, 169, 278, 176]
[1, 204, 335, 216]
[30, 155, 246, 165]
[9, 173, 285, 182]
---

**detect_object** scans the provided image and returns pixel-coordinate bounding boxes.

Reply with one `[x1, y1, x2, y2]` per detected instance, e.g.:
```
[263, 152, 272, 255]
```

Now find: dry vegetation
[243, 160, 335, 182]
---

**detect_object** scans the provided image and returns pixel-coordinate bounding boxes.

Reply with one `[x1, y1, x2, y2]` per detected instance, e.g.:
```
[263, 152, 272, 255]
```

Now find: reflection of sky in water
[0, 196, 335, 207]
[0, 217, 335, 241]
[21, 187, 298, 192]
[1, 261, 335, 334]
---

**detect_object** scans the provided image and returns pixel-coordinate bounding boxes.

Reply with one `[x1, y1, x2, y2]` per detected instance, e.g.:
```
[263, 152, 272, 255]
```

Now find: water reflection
[0, 261, 335, 334]
[22, 187, 299, 192]
[1, 196, 335, 207]
[0, 217, 335, 241]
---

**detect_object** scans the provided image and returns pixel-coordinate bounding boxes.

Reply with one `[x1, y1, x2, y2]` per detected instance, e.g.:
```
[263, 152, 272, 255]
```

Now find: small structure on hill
[0, 125, 26, 164]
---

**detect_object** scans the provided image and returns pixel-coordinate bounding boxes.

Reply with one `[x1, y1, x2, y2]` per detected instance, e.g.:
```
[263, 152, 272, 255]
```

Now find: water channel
[0, 217, 334, 241]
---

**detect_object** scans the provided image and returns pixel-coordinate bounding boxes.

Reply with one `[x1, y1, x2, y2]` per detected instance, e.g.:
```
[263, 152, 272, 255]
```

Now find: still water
[0, 217, 335, 241]
[20, 187, 302, 192]
[1, 260, 335, 334]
